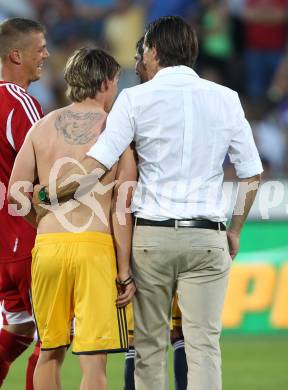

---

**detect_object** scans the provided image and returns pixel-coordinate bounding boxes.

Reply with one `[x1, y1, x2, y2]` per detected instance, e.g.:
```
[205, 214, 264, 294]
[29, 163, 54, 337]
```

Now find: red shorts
[0, 257, 33, 325]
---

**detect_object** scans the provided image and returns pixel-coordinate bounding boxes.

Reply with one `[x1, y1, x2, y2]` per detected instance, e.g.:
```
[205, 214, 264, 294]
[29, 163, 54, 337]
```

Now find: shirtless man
[8, 47, 136, 390]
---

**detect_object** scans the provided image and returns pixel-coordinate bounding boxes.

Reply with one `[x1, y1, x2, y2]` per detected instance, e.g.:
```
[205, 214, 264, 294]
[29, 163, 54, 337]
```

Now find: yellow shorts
[171, 295, 182, 328]
[126, 303, 134, 345]
[31, 232, 128, 354]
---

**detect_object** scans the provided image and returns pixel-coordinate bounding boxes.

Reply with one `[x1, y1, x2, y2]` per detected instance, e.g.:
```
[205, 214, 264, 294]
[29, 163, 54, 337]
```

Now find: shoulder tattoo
[55, 110, 103, 145]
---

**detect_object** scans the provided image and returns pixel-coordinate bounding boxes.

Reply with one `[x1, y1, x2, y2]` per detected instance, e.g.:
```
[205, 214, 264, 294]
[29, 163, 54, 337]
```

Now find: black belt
[135, 218, 226, 231]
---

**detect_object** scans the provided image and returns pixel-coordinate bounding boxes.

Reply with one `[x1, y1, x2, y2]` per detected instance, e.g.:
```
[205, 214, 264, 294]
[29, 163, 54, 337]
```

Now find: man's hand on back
[32, 184, 49, 223]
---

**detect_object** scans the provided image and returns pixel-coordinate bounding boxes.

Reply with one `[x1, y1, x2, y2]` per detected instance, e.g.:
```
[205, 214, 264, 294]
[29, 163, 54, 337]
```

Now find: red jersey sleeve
[11, 94, 43, 152]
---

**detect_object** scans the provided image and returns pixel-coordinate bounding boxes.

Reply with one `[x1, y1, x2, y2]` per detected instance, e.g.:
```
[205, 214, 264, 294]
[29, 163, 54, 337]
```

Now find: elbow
[7, 185, 15, 205]
[7, 192, 19, 209]
[7, 195, 15, 205]
[240, 173, 262, 183]
[253, 173, 262, 182]
[7, 182, 24, 209]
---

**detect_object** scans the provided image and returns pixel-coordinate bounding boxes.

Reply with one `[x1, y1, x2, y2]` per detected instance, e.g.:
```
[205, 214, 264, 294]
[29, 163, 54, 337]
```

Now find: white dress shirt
[87, 66, 263, 221]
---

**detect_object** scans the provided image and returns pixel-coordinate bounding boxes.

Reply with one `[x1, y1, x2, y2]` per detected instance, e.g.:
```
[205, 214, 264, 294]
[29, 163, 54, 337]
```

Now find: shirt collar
[0, 80, 26, 91]
[153, 65, 199, 80]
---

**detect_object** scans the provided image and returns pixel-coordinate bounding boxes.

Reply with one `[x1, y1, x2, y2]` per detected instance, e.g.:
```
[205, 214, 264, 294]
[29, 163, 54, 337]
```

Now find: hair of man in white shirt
[144, 16, 198, 69]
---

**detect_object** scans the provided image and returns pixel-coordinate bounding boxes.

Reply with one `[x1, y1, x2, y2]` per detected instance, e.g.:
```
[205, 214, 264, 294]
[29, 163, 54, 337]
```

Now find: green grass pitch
[3, 335, 288, 389]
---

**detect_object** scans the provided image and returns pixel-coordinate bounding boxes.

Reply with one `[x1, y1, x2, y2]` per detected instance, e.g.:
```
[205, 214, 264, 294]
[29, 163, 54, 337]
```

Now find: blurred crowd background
[0, 0, 287, 179]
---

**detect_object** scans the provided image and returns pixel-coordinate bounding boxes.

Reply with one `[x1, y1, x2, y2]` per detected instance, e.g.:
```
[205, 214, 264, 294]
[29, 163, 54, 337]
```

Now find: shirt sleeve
[11, 97, 43, 152]
[11, 105, 35, 152]
[87, 90, 135, 169]
[228, 93, 263, 178]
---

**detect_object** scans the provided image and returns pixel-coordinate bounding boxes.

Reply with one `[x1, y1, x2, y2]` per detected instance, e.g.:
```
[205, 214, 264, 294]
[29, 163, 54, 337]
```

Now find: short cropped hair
[145, 16, 198, 68]
[64, 47, 120, 103]
[0, 18, 45, 60]
[136, 36, 144, 59]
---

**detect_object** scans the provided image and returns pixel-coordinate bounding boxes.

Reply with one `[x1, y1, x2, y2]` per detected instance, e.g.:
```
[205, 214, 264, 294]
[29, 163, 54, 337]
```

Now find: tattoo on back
[55, 110, 103, 145]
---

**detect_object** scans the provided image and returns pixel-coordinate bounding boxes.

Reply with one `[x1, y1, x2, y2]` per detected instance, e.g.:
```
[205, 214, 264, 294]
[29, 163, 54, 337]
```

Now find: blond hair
[64, 47, 120, 103]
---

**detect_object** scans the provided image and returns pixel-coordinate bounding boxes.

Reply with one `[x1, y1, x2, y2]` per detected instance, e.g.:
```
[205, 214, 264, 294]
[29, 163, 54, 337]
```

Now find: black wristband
[116, 276, 134, 287]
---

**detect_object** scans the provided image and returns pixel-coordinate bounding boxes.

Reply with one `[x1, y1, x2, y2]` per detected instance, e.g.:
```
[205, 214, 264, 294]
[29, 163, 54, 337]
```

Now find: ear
[151, 46, 159, 63]
[9, 49, 22, 65]
[100, 79, 109, 92]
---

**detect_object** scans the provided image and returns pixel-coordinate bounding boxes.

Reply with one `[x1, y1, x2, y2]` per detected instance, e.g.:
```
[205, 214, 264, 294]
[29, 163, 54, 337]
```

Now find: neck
[149, 65, 165, 80]
[72, 97, 106, 112]
[1, 64, 29, 89]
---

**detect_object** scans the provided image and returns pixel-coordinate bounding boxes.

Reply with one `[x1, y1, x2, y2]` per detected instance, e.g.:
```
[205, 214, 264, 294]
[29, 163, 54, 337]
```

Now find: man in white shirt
[123, 35, 188, 390]
[35, 16, 262, 390]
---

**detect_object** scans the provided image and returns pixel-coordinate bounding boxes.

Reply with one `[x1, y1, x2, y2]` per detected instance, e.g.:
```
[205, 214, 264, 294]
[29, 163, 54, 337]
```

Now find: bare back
[31, 104, 117, 234]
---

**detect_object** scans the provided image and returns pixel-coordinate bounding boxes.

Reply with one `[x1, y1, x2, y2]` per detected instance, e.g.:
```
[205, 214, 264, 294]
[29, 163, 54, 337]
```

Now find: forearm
[113, 210, 136, 308]
[112, 210, 133, 278]
[8, 193, 37, 228]
[45, 156, 107, 203]
[229, 174, 261, 233]
[23, 208, 37, 228]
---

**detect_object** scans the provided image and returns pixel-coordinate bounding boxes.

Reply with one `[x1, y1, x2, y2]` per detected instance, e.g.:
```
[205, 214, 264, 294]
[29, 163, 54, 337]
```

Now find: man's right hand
[116, 273, 136, 308]
[116, 282, 136, 308]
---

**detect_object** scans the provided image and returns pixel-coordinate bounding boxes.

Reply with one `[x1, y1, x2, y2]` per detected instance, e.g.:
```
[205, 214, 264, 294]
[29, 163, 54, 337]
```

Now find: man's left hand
[227, 228, 240, 259]
[32, 184, 49, 223]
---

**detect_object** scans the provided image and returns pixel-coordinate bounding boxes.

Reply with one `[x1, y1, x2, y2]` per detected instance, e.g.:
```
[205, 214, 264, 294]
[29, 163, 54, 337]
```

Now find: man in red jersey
[0, 17, 49, 388]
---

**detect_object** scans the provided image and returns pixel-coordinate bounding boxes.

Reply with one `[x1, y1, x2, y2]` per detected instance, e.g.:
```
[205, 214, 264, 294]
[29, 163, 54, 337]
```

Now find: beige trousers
[132, 226, 231, 390]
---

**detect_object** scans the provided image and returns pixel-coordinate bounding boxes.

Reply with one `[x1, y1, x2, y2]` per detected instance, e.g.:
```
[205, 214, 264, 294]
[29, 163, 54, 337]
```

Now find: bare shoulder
[27, 107, 63, 141]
